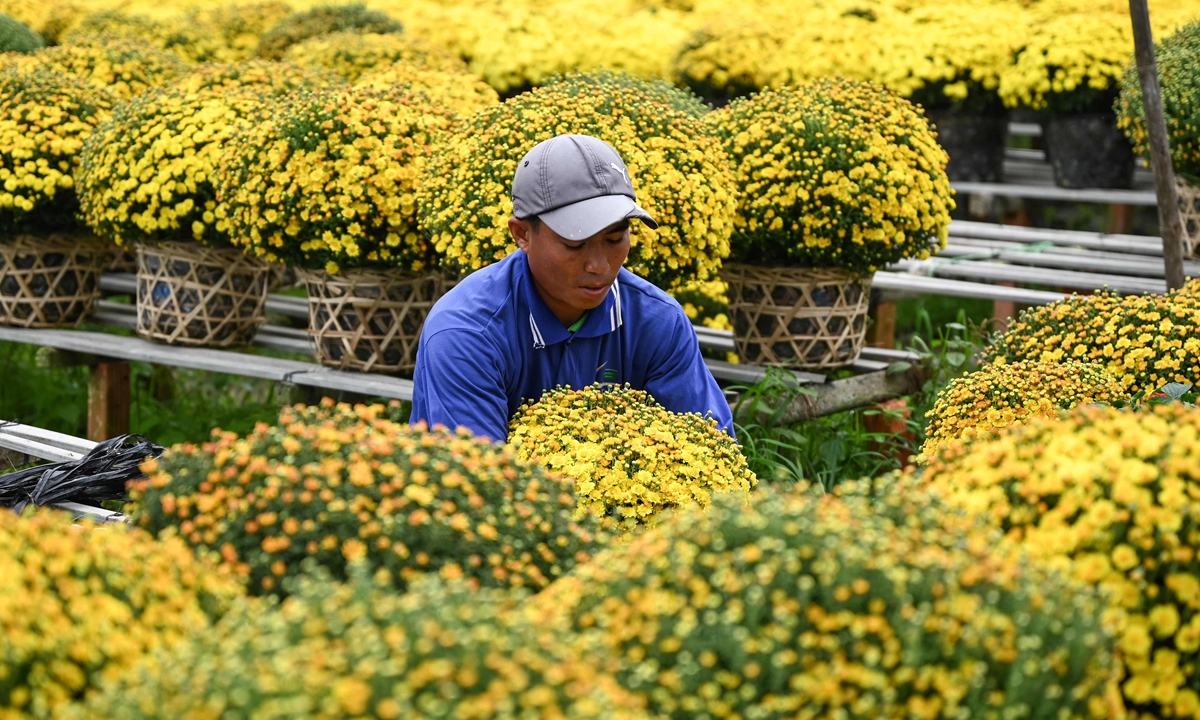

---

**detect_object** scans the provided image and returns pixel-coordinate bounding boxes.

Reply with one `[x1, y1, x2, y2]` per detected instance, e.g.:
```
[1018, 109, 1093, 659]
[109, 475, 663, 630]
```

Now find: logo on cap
[610, 162, 629, 186]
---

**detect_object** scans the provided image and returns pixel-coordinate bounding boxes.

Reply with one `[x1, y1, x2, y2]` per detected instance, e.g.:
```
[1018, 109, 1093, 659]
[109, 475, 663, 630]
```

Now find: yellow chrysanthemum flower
[509, 384, 756, 531]
[922, 403, 1200, 719]
[129, 398, 600, 596]
[920, 359, 1130, 458]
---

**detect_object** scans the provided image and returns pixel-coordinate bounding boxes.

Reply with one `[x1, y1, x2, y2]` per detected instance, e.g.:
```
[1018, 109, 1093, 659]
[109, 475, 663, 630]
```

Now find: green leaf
[1162, 382, 1193, 400]
[886, 361, 912, 375]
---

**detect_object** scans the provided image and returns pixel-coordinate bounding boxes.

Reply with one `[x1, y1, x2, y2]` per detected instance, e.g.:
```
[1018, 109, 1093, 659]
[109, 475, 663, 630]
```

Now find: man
[411, 133, 733, 442]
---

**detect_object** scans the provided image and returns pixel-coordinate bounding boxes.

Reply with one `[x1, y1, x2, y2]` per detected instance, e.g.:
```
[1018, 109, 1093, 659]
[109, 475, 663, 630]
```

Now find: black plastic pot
[1043, 113, 1134, 189]
[926, 110, 1009, 182]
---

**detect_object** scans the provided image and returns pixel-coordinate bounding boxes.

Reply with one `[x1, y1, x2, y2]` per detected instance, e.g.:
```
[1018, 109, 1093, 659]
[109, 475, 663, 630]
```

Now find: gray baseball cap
[511, 134, 658, 241]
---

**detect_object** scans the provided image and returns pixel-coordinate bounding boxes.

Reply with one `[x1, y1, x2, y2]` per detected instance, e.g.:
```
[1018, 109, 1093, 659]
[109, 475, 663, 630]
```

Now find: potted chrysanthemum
[0, 66, 113, 328]
[217, 85, 457, 373]
[283, 29, 465, 82]
[870, 4, 1023, 183]
[998, 12, 1136, 189]
[710, 77, 953, 369]
[419, 70, 735, 292]
[1117, 20, 1200, 256]
[75, 66, 337, 347]
[3, 40, 188, 100]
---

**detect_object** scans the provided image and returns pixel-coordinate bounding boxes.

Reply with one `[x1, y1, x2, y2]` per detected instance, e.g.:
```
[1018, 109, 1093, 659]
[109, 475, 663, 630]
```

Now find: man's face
[509, 216, 631, 325]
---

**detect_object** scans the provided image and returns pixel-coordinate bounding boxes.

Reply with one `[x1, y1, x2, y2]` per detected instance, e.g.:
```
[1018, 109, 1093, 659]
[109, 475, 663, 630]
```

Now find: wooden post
[866, 301, 896, 349]
[1108, 203, 1134, 234]
[88, 362, 130, 442]
[1129, 0, 1187, 290]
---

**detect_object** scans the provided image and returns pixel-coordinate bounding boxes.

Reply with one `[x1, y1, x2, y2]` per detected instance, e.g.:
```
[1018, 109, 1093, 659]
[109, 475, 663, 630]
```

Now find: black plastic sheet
[0, 433, 162, 514]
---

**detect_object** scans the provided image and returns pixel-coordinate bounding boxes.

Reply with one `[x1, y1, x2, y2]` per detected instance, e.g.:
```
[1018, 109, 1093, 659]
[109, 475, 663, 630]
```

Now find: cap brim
[538, 195, 658, 241]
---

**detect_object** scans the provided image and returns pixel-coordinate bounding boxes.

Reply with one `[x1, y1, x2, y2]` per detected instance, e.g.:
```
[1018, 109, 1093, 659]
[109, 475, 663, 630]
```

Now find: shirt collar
[518, 250, 622, 349]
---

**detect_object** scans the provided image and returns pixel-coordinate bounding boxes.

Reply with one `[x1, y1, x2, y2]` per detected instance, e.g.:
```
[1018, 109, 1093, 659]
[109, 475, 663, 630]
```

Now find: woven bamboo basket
[0, 235, 104, 328]
[105, 246, 138, 274]
[136, 241, 270, 347]
[720, 264, 872, 369]
[300, 268, 440, 374]
[1178, 176, 1200, 259]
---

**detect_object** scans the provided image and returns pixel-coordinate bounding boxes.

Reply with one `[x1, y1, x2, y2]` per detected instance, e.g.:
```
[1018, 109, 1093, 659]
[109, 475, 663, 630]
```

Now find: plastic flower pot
[1043, 112, 1134, 189]
[0, 235, 104, 328]
[926, 109, 1009, 182]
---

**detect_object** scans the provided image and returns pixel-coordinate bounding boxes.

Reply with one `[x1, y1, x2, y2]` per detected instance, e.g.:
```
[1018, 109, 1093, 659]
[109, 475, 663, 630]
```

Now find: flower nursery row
[0, 0, 959, 375]
[6, 0, 1200, 186]
[4, 0, 1200, 374]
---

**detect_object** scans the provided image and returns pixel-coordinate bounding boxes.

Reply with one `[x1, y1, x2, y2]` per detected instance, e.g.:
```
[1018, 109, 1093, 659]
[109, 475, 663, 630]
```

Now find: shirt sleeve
[410, 328, 511, 443]
[643, 311, 737, 439]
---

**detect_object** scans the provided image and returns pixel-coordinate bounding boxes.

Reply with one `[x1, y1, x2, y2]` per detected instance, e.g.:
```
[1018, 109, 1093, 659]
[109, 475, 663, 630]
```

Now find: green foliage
[1116, 20, 1200, 180]
[0, 337, 284, 446]
[730, 371, 912, 489]
[255, 3, 402, 60]
[0, 13, 42, 53]
[730, 311, 989, 489]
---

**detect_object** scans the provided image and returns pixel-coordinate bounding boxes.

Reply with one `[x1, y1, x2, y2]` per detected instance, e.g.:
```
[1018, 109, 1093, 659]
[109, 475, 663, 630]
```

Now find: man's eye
[564, 243, 583, 251]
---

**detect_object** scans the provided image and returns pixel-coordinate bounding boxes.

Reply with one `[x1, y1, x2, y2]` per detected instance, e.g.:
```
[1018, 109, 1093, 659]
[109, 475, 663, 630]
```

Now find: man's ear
[509, 217, 532, 252]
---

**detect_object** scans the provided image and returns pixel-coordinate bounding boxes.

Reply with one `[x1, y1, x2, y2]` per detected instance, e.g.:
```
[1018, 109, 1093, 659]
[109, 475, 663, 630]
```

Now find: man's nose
[583, 245, 610, 275]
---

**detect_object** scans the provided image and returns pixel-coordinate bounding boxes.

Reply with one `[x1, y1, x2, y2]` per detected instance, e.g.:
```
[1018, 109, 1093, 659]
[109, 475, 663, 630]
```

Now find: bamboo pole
[1128, 0, 1187, 289]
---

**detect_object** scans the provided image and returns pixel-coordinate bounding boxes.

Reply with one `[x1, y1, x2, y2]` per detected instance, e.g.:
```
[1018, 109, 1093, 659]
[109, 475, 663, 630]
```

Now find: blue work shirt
[411, 250, 734, 443]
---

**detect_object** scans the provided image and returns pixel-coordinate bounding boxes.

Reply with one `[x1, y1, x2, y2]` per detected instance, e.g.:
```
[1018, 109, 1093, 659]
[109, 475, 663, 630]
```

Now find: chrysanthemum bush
[465, 0, 690, 94]
[1117, 21, 1200, 180]
[255, 2, 401, 61]
[920, 359, 1129, 458]
[61, 9, 228, 65]
[128, 399, 601, 596]
[538, 479, 1120, 720]
[355, 61, 498, 117]
[171, 58, 345, 96]
[419, 70, 736, 289]
[3, 41, 188, 100]
[79, 564, 649, 720]
[0, 0, 71, 44]
[75, 84, 274, 248]
[712, 77, 953, 274]
[983, 290, 1200, 395]
[867, 2, 1022, 113]
[997, 12, 1133, 114]
[0, 12, 41, 52]
[671, 1, 801, 101]
[191, 1, 294, 62]
[508, 385, 755, 531]
[921, 403, 1200, 719]
[218, 84, 455, 274]
[284, 30, 465, 82]
[0, 66, 112, 236]
[545, 70, 711, 119]
[0, 509, 243, 720]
